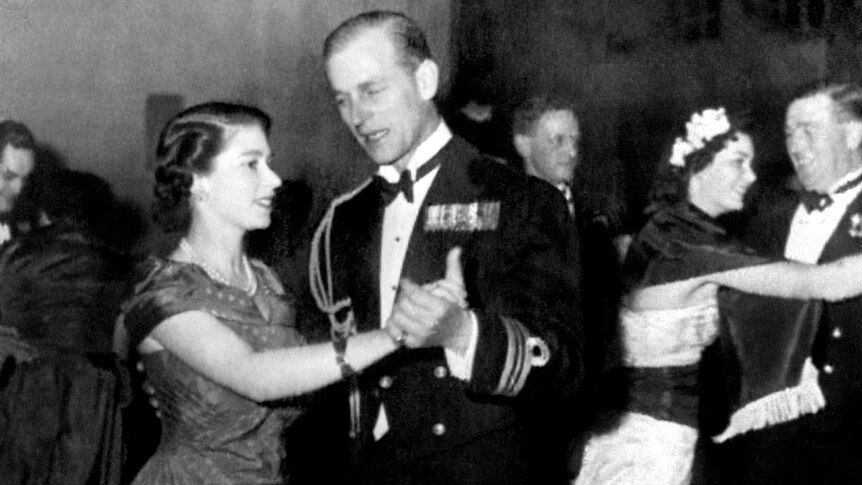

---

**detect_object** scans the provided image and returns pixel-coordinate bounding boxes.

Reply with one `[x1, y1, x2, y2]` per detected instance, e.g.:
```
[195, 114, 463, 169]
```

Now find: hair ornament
[669, 107, 731, 167]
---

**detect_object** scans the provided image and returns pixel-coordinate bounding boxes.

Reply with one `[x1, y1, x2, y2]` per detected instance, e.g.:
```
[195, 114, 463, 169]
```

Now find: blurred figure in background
[0, 120, 37, 244]
[512, 95, 623, 409]
[0, 169, 133, 485]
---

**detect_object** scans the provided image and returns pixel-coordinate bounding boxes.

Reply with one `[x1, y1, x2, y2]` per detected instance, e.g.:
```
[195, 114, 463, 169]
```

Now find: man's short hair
[323, 10, 433, 70]
[793, 80, 862, 123]
[0, 120, 36, 153]
[512, 96, 577, 137]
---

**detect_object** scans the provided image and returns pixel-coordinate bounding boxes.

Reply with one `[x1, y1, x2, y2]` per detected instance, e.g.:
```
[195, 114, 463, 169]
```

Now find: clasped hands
[384, 246, 473, 355]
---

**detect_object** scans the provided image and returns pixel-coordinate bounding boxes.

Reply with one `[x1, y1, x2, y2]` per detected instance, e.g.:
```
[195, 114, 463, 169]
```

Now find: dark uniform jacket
[720, 189, 862, 484]
[312, 136, 584, 485]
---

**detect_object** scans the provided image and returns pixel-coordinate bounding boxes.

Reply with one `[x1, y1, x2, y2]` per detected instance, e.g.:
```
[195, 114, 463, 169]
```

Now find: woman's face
[689, 132, 757, 217]
[193, 124, 282, 231]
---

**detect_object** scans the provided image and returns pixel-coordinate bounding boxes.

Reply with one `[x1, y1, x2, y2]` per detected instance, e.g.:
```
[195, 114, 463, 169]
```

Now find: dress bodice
[619, 301, 719, 368]
[122, 258, 304, 485]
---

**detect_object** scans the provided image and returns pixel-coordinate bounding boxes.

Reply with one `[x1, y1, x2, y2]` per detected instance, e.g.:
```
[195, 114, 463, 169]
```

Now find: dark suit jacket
[718, 189, 862, 484]
[316, 136, 584, 485]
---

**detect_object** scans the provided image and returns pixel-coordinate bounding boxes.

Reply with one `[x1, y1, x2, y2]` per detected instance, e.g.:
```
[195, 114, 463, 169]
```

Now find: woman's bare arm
[140, 311, 398, 402]
[704, 253, 862, 302]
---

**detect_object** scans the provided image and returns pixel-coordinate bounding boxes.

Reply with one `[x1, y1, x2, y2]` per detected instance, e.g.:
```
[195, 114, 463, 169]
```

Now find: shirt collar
[828, 166, 862, 195]
[377, 121, 452, 183]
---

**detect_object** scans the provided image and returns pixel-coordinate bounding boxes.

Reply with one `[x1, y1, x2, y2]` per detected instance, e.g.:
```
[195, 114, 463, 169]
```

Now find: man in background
[512, 95, 623, 390]
[0, 120, 36, 244]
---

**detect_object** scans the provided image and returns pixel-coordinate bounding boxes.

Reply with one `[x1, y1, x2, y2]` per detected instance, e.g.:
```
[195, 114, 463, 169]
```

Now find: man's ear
[845, 120, 862, 151]
[513, 133, 531, 161]
[414, 59, 439, 101]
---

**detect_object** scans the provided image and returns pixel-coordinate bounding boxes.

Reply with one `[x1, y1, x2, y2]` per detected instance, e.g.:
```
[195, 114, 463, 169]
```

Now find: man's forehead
[787, 94, 835, 122]
[537, 110, 579, 132]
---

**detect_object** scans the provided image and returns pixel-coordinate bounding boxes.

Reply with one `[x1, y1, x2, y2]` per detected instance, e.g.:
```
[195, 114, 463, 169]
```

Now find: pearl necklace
[179, 238, 257, 295]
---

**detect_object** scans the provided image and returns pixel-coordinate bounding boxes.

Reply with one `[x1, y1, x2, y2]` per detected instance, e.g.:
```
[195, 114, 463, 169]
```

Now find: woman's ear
[189, 175, 210, 203]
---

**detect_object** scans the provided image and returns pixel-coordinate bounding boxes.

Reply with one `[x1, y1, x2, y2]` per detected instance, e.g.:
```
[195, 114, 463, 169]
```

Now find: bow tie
[376, 159, 441, 205]
[801, 191, 833, 213]
[801, 171, 862, 213]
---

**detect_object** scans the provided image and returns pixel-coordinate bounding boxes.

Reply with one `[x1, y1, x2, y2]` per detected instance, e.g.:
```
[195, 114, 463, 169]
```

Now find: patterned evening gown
[121, 257, 305, 485]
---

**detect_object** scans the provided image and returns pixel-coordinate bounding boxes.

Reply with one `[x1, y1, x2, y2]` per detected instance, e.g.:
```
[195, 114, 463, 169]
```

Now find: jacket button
[434, 366, 448, 378]
[379, 376, 392, 389]
[832, 327, 842, 339]
[432, 423, 446, 436]
[823, 364, 834, 375]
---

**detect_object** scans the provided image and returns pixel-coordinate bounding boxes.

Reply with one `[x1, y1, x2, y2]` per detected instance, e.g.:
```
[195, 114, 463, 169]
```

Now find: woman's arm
[141, 311, 398, 402]
[705, 252, 862, 302]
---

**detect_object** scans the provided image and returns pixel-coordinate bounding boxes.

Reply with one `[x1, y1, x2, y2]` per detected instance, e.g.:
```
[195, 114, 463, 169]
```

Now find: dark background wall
[446, 0, 862, 229]
[3, 0, 862, 243]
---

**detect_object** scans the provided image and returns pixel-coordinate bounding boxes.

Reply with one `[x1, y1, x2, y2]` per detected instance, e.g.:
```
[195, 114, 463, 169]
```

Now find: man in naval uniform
[311, 10, 584, 485]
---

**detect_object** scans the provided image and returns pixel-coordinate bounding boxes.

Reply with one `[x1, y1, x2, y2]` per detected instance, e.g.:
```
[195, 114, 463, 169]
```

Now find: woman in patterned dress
[119, 102, 437, 484]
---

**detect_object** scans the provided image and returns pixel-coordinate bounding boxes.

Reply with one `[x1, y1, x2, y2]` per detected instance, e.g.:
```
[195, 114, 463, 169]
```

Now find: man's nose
[787, 135, 805, 158]
[350, 100, 371, 127]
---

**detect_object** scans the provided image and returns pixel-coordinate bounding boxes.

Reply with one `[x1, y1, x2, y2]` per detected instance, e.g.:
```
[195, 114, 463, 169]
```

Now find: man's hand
[386, 247, 473, 354]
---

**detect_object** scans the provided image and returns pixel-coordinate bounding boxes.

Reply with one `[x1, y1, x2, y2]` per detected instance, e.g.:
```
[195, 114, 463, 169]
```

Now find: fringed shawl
[624, 204, 823, 442]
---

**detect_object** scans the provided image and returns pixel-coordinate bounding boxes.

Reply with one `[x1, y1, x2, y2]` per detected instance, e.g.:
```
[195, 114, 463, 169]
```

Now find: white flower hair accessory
[669, 107, 732, 167]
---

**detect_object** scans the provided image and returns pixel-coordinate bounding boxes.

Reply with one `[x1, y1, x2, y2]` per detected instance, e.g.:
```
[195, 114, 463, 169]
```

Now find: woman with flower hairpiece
[572, 107, 862, 485]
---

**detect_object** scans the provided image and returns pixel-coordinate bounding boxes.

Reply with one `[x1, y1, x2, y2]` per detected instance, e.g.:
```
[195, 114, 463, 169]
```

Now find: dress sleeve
[121, 259, 198, 349]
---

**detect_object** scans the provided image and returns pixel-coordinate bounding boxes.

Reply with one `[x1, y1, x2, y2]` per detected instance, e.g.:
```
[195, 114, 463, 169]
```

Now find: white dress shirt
[373, 121, 478, 440]
[785, 167, 862, 263]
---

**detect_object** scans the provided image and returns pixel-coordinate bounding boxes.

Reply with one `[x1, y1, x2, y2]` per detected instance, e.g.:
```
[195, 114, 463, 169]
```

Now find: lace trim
[712, 358, 825, 443]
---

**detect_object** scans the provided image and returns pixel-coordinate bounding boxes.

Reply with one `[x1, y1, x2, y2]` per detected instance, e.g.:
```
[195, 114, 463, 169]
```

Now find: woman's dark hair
[152, 102, 272, 233]
[647, 109, 748, 212]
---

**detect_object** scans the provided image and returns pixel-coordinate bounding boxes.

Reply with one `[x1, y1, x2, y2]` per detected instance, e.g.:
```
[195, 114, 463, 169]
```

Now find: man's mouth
[360, 129, 388, 145]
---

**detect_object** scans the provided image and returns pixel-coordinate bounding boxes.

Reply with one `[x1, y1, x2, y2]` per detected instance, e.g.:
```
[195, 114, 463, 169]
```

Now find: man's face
[325, 26, 437, 171]
[518, 110, 580, 186]
[785, 93, 857, 192]
[0, 145, 35, 216]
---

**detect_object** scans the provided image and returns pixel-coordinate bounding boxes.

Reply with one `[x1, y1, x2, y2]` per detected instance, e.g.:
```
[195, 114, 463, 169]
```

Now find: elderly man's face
[518, 109, 580, 187]
[785, 93, 858, 192]
[0, 144, 34, 216]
